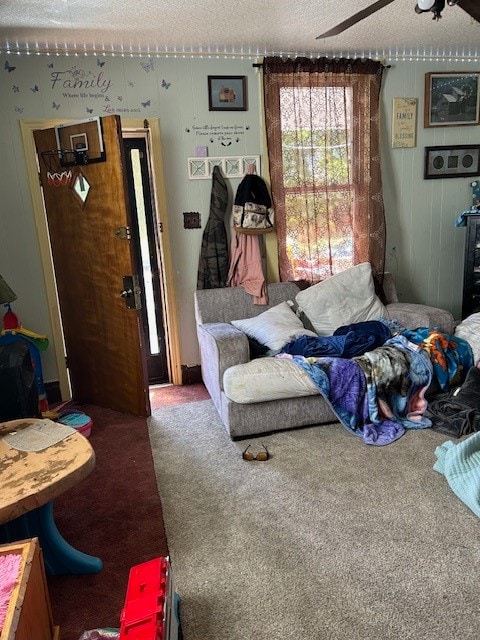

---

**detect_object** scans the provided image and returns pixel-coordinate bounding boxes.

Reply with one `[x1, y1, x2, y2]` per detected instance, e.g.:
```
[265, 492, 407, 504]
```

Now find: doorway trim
[19, 117, 182, 400]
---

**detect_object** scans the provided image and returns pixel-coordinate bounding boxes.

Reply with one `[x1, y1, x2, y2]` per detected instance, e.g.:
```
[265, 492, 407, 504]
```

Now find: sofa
[194, 267, 455, 439]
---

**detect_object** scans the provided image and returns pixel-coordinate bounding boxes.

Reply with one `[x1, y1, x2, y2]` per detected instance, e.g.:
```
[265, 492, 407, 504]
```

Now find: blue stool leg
[0, 502, 103, 576]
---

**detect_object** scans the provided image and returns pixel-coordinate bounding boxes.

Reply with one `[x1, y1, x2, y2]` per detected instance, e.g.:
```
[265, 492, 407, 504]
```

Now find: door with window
[33, 115, 150, 416]
[123, 137, 169, 384]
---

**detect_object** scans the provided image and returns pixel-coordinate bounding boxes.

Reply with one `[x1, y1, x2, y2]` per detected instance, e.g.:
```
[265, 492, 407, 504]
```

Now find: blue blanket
[433, 431, 480, 518]
[282, 320, 392, 359]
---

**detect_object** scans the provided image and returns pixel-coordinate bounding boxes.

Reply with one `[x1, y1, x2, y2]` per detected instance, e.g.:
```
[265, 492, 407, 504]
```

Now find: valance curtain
[263, 56, 386, 285]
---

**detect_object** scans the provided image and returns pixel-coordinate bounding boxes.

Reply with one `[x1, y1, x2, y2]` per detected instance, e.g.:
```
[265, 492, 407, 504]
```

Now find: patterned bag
[232, 173, 275, 234]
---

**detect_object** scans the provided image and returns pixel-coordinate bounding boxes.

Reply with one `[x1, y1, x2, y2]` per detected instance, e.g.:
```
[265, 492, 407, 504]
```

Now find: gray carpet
[148, 400, 480, 640]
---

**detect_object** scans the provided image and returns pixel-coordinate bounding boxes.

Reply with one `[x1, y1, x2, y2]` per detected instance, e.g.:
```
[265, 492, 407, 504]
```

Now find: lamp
[0, 274, 17, 306]
[414, 0, 446, 19]
[417, 0, 435, 9]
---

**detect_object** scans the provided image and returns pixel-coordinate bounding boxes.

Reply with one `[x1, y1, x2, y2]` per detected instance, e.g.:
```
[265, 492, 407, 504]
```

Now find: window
[263, 57, 386, 284]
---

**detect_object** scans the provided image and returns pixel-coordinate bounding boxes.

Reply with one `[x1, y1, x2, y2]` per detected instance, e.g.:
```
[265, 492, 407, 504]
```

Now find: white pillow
[295, 262, 388, 336]
[455, 313, 480, 365]
[231, 301, 317, 351]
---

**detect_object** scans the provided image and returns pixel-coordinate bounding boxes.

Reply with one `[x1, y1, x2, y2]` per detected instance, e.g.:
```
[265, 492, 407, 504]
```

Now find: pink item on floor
[57, 412, 94, 438]
[0, 553, 22, 629]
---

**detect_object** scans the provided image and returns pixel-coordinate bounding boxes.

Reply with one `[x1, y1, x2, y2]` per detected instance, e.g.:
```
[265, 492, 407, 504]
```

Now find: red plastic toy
[119, 557, 180, 640]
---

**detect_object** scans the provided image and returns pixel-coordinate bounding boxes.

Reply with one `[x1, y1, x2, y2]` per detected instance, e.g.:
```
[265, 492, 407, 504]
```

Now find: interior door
[33, 115, 150, 417]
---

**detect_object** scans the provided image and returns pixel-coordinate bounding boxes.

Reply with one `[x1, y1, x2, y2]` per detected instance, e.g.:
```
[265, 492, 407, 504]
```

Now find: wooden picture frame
[424, 145, 480, 179]
[424, 72, 480, 127]
[208, 76, 247, 111]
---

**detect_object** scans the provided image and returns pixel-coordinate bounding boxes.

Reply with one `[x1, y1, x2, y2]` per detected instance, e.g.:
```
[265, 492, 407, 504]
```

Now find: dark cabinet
[462, 214, 480, 318]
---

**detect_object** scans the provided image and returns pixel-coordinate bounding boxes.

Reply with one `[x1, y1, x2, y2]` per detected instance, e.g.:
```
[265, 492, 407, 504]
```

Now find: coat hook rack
[187, 155, 260, 180]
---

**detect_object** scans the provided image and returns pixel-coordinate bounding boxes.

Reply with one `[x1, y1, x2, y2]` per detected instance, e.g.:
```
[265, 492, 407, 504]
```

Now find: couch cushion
[231, 301, 316, 351]
[223, 357, 319, 404]
[295, 262, 388, 336]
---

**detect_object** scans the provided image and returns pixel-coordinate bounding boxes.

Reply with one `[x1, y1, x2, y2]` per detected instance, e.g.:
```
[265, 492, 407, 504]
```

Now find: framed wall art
[424, 72, 480, 127]
[208, 76, 248, 111]
[424, 145, 480, 179]
[391, 97, 417, 148]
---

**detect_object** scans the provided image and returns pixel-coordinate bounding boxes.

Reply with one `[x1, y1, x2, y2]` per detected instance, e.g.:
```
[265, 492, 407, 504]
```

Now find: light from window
[279, 86, 354, 281]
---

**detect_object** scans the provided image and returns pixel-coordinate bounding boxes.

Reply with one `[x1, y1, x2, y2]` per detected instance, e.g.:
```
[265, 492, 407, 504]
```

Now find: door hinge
[115, 226, 131, 240]
[38, 172, 43, 187]
[158, 221, 163, 233]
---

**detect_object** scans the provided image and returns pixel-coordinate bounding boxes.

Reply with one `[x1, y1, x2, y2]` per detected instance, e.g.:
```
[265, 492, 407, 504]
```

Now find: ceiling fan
[316, 0, 478, 39]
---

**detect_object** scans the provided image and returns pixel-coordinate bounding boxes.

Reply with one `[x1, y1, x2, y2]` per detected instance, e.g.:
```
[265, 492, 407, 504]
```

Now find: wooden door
[33, 115, 150, 417]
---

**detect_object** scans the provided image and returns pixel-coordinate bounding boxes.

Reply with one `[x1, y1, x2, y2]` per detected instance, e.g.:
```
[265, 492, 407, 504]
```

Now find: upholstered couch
[194, 269, 455, 439]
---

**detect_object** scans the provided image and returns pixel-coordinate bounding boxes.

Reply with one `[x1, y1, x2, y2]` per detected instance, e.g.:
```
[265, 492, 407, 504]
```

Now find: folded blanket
[433, 431, 480, 518]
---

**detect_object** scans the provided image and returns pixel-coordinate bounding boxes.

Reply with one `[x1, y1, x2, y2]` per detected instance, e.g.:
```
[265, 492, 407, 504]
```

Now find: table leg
[0, 501, 103, 576]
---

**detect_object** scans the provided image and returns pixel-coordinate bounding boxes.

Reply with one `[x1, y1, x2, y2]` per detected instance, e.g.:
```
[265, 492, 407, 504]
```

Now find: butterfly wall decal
[141, 100, 151, 108]
[161, 79, 171, 89]
[52, 101, 60, 110]
[4, 61, 16, 73]
[47, 63, 54, 68]
[86, 107, 94, 114]
[12, 85, 19, 93]
[128, 81, 134, 87]
[96, 58, 106, 67]
[15, 106, 23, 113]
[140, 59, 154, 73]
[30, 84, 39, 93]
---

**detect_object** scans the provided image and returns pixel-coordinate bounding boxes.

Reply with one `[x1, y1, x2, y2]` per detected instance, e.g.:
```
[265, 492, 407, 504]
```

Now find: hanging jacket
[197, 166, 229, 289]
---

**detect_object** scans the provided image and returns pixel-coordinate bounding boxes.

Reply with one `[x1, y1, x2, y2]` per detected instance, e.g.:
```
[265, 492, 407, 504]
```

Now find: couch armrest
[196, 323, 250, 397]
[386, 302, 455, 334]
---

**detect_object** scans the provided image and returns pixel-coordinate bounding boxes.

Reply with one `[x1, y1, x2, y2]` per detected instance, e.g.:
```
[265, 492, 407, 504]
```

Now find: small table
[0, 418, 103, 576]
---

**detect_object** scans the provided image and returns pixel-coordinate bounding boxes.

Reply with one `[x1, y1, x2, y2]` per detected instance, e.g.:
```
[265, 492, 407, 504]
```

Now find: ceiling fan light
[446, 1, 458, 5]
[417, 0, 435, 9]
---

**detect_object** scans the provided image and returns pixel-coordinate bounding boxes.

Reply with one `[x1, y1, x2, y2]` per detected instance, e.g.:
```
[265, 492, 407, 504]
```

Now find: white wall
[381, 60, 477, 314]
[0, 53, 477, 385]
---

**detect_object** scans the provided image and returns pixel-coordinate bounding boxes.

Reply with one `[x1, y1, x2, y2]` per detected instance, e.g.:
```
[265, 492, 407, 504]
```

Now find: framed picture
[424, 145, 480, 179]
[391, 97, 417, 148]
[208, 76, 247, 111]
[424, 72, 480, 127]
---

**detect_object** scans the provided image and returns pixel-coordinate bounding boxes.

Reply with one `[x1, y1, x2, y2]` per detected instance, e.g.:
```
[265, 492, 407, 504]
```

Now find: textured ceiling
[0, 0, 479, 60]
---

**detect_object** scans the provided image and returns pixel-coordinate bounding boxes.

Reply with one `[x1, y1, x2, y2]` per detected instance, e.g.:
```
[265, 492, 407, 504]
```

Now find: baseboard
[181, 365, 202, 385]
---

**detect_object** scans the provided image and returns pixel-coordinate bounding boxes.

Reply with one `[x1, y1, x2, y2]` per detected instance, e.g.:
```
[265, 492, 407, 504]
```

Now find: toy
[57, 411, 93, 438]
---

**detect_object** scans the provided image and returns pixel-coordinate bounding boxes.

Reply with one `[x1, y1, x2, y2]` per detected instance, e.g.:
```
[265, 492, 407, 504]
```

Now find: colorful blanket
[401, 328, 473, 392]
[290, 335, 433, 446]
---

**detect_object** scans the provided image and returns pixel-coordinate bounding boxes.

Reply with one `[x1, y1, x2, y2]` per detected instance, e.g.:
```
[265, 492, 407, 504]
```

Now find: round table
[0, 417, 103, 575]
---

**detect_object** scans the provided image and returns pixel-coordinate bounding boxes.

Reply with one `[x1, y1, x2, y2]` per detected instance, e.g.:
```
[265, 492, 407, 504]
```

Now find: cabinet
[462, 214, 480, 318]
[0, 538, 59, 640]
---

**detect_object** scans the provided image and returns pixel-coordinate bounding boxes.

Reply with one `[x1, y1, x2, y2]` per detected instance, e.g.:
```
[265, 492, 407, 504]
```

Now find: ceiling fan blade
[457, 0, 480, 23]
[316, 0, 396, 39]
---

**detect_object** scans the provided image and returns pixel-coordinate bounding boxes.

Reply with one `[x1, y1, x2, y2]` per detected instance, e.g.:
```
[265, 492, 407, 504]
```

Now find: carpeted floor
[148, 399, 480, 640]
[46, 384, 208, 640]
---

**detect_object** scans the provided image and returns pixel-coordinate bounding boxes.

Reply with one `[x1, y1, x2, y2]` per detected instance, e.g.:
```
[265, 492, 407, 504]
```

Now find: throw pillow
[231, 301, 317, 351]
[295, 262, 388, 336]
